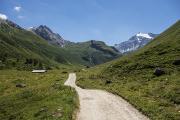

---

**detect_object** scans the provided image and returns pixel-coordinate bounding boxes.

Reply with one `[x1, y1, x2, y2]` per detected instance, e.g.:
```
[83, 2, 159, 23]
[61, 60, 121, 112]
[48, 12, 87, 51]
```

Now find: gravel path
[64, 73, 149, 120]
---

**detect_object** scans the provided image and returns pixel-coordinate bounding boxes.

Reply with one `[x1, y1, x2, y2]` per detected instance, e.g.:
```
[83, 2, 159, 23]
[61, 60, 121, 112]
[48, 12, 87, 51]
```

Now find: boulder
[16, 83, 26, 88]
[62, 71, 67, 74]
[86, 66, 90, 68]
[154, 68, 165, 76]
[173, 59, 180, 65]
[34, 106, 48, 117]
[39, 107, 48, 112]
[105, 80, 112, 84]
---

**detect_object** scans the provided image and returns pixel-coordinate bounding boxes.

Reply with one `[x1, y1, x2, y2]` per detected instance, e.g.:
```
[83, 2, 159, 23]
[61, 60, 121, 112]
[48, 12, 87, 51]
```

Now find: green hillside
[77, 20, 180, 120]
[0, 20, 119, 70]
[65, 40, 120, 66]
[0, 22, 69, 70]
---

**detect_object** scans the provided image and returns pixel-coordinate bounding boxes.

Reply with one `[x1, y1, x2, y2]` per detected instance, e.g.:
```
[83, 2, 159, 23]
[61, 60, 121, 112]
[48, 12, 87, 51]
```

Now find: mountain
[0, 19, 72, 70]
[77, 20, 180, 120]
[115, 32, 158, 53]
[0, 18, 23, 30]
[65, 40, 120, 65]
[0, 19, 120, 69]
[29, 25, 69, 47]
[28, 25, 120, 66]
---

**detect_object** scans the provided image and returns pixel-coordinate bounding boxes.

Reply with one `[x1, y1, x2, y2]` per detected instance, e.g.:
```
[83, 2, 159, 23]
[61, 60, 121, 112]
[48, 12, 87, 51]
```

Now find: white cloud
[14, 6, 21, 12]
[17, 15, 24, 19]
[0, 13, 8, 20]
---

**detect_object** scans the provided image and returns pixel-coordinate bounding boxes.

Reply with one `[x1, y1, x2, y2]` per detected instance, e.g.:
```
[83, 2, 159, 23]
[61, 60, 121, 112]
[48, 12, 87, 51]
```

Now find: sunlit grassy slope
[77, 20, 180, 120]
[0, 69, 78, 120]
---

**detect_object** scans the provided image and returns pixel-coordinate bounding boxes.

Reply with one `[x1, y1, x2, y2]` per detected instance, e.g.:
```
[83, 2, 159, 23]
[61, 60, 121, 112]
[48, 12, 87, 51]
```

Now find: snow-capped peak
[28, 27, 34, 29]
[136, 32, 152, 39]
[114, 32, 158, 53]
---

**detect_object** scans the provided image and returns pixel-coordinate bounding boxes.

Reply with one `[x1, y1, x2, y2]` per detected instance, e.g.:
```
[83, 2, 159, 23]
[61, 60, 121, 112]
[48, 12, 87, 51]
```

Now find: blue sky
[0, 0, 179, 45]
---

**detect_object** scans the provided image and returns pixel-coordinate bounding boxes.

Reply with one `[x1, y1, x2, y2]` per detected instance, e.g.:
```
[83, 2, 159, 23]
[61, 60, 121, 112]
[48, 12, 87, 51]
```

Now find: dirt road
[64, 73, 149, 120]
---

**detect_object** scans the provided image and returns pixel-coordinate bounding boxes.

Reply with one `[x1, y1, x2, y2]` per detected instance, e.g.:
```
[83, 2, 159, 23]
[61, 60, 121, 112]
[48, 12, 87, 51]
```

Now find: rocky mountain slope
[28, 25, 69, 47]
[115, 32, 158, 53]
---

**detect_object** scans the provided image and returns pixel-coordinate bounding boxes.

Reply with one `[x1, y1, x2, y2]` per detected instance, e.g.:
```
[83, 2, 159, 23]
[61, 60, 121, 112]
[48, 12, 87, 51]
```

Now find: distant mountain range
[0, 18, 120, 69]
[28, 25, 159, 54]
[115, 32, 158, 53]
[0, 17, 162, 70]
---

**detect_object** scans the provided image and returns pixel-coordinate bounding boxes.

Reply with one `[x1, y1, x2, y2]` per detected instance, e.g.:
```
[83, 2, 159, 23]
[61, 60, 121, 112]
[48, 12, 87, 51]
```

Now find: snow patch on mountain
[136, 32, 152, 39]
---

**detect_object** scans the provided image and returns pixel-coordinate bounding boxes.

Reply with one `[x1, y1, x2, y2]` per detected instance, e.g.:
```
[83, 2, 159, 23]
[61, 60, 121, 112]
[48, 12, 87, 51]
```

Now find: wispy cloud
[0, 13, 8, 20]
[17, 15, 24, 19]
[14, 6, 21, 12]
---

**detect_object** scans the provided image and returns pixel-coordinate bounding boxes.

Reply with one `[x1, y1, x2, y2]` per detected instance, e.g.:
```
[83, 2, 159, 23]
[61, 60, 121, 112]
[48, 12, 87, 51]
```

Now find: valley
[0, 2, 179, 119]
